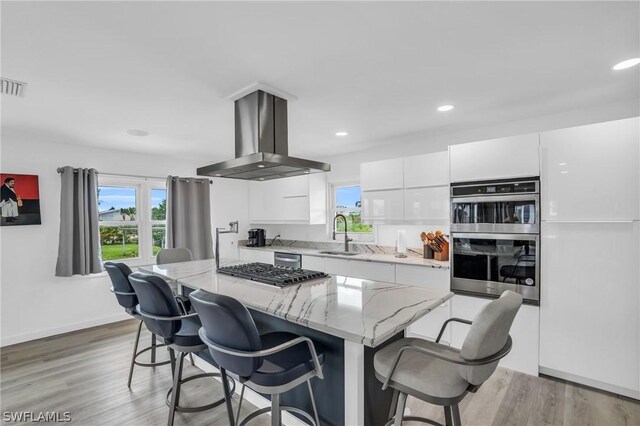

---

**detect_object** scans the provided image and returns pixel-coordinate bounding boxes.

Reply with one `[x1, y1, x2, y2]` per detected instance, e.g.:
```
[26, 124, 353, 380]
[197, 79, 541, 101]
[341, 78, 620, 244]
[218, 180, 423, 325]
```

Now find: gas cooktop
[217, 262, 329, 288]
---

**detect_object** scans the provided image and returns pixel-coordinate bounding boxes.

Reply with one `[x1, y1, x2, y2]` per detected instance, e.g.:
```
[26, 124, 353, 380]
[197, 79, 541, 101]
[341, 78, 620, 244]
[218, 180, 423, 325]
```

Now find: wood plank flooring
[1, 319, 639, 425]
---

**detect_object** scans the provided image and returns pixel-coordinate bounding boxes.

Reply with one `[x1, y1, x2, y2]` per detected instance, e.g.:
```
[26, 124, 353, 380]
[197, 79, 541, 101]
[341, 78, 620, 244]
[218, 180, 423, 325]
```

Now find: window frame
[328, 181, 374, 243]
[98, 176, 167, 266]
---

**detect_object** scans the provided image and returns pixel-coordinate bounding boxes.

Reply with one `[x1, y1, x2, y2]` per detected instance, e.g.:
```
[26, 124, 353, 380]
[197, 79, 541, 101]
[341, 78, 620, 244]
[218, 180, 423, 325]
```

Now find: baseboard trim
[539, 366, 640, 400]
[1, 313, 129, 347]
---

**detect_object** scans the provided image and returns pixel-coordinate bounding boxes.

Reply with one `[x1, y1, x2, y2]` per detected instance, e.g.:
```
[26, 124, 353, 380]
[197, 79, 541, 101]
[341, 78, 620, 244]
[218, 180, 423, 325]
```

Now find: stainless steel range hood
[197, 90, 331, 180]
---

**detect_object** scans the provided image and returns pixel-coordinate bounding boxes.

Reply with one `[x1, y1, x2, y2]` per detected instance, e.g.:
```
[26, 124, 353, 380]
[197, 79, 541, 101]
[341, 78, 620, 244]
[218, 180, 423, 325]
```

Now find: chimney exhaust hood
[197, 90, 331, 181]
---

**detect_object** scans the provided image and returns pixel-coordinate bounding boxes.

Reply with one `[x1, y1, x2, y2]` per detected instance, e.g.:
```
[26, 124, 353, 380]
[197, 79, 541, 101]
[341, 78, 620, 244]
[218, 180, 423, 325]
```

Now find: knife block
[424, 244, 449, 261]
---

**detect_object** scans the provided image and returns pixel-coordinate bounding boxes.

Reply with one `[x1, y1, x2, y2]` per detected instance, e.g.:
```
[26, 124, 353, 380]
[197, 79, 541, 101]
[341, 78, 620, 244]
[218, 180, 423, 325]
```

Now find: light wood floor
[1, 320, 638, 426]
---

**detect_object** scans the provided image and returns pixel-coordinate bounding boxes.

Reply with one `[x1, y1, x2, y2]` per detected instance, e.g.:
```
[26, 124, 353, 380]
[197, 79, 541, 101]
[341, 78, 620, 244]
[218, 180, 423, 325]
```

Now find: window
[98, 176, 166, 265]
[330, 183, 373, 241]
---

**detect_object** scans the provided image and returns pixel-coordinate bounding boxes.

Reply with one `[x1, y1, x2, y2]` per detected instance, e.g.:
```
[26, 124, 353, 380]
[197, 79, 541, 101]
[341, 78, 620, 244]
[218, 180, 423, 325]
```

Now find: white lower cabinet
[450, 294, 540, 377]
[351, 261, 395, 283]
[539, 221, 640, 398]
[301, 255, 325, 271]
[238, 248, 274, 264]
[323, 258, 352, 276]
[395, 265, 451, 344]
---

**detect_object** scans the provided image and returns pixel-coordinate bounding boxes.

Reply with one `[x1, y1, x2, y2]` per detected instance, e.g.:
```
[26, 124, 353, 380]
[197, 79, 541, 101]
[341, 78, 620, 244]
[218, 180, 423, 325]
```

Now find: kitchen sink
[319, 251, 361, 256]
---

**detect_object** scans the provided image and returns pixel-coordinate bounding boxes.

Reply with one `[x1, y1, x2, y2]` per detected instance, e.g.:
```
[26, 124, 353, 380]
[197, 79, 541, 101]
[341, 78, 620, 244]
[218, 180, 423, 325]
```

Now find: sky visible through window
[98, 187, 135, 211]
[98, 187, 166, 211]
[336, 185, 361, 209]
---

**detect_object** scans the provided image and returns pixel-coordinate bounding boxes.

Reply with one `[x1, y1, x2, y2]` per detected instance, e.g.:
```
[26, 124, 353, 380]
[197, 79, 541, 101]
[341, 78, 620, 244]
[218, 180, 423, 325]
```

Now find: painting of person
[0, 174, 42, 226]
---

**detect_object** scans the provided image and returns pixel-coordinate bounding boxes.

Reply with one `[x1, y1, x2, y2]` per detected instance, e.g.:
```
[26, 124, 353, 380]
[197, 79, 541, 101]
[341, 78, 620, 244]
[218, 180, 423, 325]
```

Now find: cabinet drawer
[323, 258, 351, 276]
[302, 255, 325, 271]
[350, 261, 395, 283]
[395, 265, 449, 290]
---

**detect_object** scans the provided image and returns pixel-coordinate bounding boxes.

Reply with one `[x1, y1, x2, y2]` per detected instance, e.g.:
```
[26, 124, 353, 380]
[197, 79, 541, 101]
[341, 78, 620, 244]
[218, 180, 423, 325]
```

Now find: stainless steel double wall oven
[450, 178, 540, 304]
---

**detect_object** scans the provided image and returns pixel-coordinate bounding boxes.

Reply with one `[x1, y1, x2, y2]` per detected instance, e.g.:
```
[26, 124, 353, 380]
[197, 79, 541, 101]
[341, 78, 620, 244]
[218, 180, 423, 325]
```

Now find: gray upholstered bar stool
[157, 248, 193, 264]
[105, 262, 171, 387]
[189, 290, 325, 426]
[374, 290, 523, 426]
[129, 272, 235, 426]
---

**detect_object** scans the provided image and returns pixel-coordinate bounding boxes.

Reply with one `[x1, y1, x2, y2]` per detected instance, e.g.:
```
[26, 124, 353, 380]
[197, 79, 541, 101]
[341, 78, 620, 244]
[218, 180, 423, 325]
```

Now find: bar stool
[157, 248, 193, 265]
[189, 289, 325, 426]
[373, 290, 522, 426]
[105, 262, 171, 387]
[128, 272, 235, 426]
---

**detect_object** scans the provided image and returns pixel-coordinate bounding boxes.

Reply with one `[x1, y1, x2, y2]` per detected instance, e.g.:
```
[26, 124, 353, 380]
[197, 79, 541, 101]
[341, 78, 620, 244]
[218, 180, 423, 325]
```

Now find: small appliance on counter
[247, 228, 266, 247]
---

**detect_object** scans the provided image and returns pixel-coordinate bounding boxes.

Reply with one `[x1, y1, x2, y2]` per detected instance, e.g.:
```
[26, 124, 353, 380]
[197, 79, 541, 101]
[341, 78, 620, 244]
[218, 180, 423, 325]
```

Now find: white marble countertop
[239, 245, 450, 269]
[141, 259, 453, 348]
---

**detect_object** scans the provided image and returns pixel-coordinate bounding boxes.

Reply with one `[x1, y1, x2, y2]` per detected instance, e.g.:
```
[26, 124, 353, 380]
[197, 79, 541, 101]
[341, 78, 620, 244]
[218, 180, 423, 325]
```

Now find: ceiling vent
[1, 78, 26, 97]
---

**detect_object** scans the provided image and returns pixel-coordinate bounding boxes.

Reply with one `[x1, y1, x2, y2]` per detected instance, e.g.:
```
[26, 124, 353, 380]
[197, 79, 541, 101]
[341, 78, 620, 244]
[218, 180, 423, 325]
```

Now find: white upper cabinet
[360, 158, 404, 191]
[404, 151, 449, 188]
[449, 134, 540, 183]
[248, 174, 327, 224]
[404, 186, 450, 222]
[540, 117, 640, 221]
[361, 189, 404, 223]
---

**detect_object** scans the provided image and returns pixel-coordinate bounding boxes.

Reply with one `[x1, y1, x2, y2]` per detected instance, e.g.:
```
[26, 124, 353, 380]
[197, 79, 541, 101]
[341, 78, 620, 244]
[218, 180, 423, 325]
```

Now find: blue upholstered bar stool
[128, 272, 235, 426]
[105, 262, 170, 387]
[189, 290, 325, 426]
[374, 290, 523, 426]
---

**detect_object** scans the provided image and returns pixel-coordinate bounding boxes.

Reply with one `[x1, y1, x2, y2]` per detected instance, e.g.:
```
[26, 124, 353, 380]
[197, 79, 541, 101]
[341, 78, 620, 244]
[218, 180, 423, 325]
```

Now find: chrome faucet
[332, 214, 353, 252]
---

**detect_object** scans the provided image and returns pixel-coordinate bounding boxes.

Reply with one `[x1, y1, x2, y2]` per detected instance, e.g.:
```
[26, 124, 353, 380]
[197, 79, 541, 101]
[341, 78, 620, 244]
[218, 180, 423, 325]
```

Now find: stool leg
[452, 404, 462, 426]
[128, 320, 143, 388]
[189, 353, 195, 366]
[271, 393, 281, 426]
[393, 392, 407, 426]
[235, 384, 245, 424]
[167, 351, 185, 426]
[444, 406, 453, 426]
[388, 389, 399, 421]
[169, 349, 176, 376]
[220, 368, 235, 426]
[307, 380, 320, 426]
[151, 334, 156, 364]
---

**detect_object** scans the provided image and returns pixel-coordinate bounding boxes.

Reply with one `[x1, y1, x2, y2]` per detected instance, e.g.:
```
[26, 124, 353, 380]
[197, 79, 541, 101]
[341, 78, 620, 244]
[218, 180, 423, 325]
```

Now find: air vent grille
[1, 78, 26, 96]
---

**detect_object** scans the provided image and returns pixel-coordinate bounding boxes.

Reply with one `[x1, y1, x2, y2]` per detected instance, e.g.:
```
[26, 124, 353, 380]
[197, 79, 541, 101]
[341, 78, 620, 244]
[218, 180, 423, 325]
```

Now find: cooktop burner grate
[217, 262, 329, 287]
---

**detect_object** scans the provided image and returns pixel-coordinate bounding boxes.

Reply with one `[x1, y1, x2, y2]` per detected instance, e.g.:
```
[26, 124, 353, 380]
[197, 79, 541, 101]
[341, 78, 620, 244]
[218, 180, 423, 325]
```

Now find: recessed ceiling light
[257, 164, 265, 168]
[613, 58, 640, 70]
[215, 174, 222, 177]
[335, 132, 348, 136]
[437, 105, 454, 112]
[126, 129, 149, 137]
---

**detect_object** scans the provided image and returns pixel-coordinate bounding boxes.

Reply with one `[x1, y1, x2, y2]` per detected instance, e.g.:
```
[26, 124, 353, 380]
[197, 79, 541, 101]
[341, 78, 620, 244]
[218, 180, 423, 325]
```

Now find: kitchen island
[141, 259, 453, 426]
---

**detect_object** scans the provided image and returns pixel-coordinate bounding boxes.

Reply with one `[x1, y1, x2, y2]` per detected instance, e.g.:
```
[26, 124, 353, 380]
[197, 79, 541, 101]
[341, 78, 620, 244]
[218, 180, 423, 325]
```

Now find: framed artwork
[0, 173, 42, 226]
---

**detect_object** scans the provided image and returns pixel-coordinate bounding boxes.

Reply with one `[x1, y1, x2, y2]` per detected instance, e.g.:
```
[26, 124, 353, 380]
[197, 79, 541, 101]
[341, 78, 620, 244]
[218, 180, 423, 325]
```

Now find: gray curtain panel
[55, 166, 103, 277]
[166, 176, 214, 260]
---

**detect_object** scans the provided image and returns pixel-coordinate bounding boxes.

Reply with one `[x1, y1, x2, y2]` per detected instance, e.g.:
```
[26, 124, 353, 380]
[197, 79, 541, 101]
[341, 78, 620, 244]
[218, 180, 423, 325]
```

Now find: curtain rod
[56, 168, 213, 184]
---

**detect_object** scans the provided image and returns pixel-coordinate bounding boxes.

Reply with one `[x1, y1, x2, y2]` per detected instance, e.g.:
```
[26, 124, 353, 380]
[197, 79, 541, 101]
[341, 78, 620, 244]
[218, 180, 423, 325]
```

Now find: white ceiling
[2, 1, 639, 162]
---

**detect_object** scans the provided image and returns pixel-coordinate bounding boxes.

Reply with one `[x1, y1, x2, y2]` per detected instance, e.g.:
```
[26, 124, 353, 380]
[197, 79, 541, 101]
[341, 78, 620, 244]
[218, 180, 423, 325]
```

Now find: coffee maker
[247, 228, 266, 247]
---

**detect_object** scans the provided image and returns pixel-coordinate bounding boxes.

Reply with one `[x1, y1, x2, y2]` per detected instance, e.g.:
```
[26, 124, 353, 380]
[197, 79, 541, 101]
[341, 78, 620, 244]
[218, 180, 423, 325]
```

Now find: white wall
[0, 137, 248, 346]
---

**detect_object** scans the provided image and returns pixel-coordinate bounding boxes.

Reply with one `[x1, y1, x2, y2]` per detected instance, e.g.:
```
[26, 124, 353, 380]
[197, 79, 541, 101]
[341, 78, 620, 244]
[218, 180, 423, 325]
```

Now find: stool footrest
[385, 415, 445, 426]
[165, 372, 235, 413]
[134, 343, 171, 368]
[239, 405, 318, 426]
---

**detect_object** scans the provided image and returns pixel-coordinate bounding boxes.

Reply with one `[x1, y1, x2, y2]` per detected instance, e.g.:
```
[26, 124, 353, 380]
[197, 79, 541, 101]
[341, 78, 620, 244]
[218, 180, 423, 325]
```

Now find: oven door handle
[451, 194, 539, 204]
[451, 232, 539, 241]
